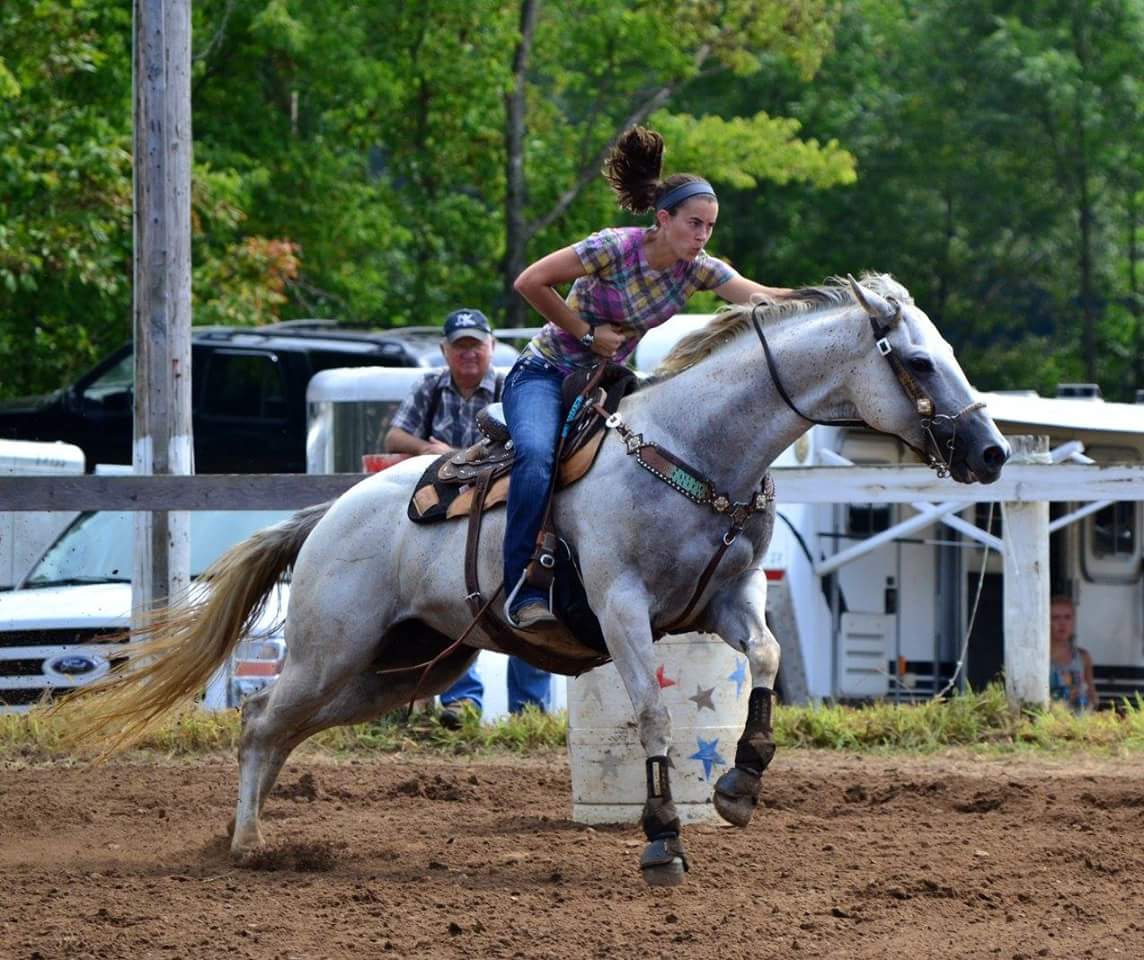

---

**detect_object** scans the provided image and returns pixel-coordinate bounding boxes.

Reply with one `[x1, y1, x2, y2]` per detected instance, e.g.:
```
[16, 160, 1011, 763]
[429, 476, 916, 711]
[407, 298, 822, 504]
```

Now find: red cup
[362, 453, 410, 474]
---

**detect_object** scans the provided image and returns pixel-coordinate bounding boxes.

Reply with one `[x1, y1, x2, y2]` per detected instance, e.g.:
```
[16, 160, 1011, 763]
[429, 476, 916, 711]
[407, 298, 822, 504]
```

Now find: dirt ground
[2, 749, 1143, 960]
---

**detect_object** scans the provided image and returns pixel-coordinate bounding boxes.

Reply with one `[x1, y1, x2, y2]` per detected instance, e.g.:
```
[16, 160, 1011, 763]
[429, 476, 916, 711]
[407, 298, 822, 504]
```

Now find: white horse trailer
[637, 317, 1144, 706]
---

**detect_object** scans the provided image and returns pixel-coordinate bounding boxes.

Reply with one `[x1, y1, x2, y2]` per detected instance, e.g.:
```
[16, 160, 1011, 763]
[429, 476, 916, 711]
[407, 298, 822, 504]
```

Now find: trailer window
[838, 433, 901, 538]
[1083, 501, 1140, 582]
[1080, 446, 1142, 582]
[1091, 502, 1136, 558]
[848, 503, 891, 536]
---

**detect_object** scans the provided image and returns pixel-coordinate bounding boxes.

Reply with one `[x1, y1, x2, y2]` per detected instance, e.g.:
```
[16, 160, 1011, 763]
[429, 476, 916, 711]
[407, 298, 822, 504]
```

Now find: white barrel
[568, 632, 748, 825]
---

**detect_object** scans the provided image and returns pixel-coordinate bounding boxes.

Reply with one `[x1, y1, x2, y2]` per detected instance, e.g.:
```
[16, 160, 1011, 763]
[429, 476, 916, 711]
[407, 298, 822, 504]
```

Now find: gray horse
[64, 275, 1008, 886]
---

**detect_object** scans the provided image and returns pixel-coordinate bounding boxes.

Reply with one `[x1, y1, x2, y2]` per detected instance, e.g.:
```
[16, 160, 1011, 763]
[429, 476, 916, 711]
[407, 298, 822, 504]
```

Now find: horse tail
[54, 500, 333, 755]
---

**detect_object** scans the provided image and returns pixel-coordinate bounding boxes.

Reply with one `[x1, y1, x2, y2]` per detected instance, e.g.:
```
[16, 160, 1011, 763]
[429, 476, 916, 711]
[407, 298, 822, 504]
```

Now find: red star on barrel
[656, 664, 677, 689]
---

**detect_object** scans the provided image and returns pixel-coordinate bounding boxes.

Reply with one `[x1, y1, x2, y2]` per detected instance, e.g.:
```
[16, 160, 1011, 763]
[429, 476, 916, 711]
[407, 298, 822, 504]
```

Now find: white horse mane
[656, 272, 914, 378]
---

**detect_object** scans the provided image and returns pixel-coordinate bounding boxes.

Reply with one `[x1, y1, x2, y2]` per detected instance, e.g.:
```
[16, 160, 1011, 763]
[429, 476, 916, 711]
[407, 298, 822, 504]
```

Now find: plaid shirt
[529, 226, 735, 372]
[389, 368, 502, 449]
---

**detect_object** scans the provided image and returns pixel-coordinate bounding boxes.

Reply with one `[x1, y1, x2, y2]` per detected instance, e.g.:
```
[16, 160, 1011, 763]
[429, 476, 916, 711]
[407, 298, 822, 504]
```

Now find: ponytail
[602, 126, 714, 216]
[602, 126, 665, 214]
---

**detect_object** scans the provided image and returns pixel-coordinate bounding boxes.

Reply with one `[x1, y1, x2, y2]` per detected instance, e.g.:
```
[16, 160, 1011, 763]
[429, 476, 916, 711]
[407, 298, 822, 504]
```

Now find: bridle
[750, 297, 985, 479]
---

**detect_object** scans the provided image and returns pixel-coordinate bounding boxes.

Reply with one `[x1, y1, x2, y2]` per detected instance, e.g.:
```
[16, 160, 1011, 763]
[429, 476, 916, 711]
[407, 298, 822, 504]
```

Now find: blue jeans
[440, 663, 484, 711]
[502, 353, 566, 615]
[508, 657, 551, 714]
[439, 659, 550, 714]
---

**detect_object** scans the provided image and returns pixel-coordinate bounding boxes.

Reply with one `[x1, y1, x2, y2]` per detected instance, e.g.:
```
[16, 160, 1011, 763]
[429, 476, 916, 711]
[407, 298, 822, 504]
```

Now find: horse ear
[847, 274, 898, 325]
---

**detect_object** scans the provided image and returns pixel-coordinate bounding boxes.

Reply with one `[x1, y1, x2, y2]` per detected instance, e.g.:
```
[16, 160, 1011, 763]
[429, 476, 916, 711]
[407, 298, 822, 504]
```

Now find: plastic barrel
[567, 632, 749, 825]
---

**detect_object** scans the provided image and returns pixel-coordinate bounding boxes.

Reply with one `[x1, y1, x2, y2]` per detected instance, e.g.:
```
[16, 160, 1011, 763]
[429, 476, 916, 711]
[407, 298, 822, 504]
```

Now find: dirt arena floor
[3, 749, 1143, 960]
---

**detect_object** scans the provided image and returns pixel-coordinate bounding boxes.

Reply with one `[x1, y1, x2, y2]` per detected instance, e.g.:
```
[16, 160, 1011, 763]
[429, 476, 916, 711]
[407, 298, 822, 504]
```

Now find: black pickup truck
[0, 322, 516, 473]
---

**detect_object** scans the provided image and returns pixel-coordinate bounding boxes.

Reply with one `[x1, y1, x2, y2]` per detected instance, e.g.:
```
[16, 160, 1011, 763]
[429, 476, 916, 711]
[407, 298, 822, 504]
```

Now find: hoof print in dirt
[238, 839, 339, 873]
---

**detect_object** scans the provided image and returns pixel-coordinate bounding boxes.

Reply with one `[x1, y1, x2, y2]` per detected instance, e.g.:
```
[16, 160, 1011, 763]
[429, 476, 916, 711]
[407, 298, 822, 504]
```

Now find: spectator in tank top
[1049, 595, 1097, 712]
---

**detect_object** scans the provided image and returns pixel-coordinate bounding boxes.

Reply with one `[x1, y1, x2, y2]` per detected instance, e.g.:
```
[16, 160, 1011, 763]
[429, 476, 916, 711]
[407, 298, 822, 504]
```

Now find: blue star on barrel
[688, 737, 726, 781]
[727, 659, 747, 699]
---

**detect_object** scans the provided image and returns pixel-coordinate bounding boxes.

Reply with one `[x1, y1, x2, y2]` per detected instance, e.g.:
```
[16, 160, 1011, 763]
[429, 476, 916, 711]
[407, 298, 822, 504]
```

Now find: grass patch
[774, 686, 1144, 754]
[0, 703, 568, 763]
[5, 686, 1144, 762]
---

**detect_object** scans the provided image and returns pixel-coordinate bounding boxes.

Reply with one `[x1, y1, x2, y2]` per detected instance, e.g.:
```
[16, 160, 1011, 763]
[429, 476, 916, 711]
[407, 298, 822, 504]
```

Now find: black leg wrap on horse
[734, 686, 776, 775]
[641, 755, 681, 841]
[713, 688, 775, 827]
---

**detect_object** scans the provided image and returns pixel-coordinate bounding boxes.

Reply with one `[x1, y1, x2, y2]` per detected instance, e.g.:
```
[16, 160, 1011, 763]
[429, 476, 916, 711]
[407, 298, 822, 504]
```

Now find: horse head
[844, 274, 1009, 484]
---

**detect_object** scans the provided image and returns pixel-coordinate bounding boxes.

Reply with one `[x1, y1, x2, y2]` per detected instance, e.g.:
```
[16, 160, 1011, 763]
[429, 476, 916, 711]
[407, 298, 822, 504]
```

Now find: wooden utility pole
[132, 0, 193, 623]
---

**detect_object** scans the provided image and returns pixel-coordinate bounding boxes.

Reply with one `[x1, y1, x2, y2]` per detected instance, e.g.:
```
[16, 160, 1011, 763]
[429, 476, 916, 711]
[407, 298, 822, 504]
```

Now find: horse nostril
[983, 445, 1008, 470]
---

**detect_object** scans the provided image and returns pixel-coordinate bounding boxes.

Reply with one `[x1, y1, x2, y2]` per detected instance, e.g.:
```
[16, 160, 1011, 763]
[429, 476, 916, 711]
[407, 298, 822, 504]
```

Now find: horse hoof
[714, 790, 756, 828]
[229, 826, 265, 859]
[713, 767, 761, 827]
[639, 835, 690, 887]
[642, 858, 686, 887]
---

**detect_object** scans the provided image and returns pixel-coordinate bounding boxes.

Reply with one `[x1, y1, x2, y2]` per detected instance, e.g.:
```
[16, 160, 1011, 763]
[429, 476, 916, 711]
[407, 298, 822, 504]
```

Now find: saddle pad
[407, 430, 606, 523]
[406, 362, 638, 524]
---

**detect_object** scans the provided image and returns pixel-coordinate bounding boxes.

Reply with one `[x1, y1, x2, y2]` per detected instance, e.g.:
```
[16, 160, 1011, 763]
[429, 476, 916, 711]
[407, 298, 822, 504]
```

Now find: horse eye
[908, 355, 935, 374]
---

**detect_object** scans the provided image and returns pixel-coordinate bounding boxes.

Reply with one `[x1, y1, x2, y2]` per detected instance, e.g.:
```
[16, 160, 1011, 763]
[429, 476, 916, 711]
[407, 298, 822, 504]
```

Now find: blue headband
[655, 179, 716, 212]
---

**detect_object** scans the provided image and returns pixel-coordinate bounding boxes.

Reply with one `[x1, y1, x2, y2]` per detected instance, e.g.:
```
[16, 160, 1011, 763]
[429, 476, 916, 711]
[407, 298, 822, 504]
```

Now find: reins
[749, 294, 985, 479]
[591, 401, 775, 632]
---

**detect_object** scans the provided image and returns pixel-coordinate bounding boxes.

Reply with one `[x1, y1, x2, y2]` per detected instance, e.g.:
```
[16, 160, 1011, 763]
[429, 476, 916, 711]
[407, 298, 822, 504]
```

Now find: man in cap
[384, 308, 551, 726]
[385, 308, 501, 455]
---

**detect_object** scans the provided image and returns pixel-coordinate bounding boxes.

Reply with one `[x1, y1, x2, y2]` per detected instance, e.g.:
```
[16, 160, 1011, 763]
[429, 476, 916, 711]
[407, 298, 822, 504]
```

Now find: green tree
[986, 0, 1144, 389]
[0, 1, 133, 396]
[502, 0, 854, 324]
[188, 0, 854, 328]
[679, 0, 1144, 398]
[0, 1, 314, 398]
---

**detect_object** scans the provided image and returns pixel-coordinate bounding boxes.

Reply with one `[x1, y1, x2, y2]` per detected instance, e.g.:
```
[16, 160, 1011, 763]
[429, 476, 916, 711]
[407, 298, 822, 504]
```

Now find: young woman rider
[504, 125, 790, 629]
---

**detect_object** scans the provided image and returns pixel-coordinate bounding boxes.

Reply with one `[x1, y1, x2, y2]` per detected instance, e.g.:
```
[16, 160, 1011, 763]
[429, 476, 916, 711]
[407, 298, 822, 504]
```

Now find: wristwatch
[578, 329, 595, 349]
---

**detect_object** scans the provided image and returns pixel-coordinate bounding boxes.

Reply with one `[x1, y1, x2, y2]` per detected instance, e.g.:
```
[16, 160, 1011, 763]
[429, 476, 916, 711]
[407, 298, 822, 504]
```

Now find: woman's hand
[591, 324, 628, 359]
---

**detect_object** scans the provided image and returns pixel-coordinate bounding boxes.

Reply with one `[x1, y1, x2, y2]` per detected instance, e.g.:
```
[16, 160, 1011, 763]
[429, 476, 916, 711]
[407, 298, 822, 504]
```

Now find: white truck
[0, 503, 291, 714]
[0, 439, 85, 590]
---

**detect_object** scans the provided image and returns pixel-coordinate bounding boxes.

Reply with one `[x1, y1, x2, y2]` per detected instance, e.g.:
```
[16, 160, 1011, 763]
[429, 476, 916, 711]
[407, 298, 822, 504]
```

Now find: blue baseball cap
[443, 308, 493, 342]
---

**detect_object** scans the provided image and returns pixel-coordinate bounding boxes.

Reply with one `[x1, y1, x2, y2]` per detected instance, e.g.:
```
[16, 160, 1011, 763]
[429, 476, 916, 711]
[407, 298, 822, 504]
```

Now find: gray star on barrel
[689, 684, 716, 712]
[597, 750, 622, 780]
[581, 675, 606, 707]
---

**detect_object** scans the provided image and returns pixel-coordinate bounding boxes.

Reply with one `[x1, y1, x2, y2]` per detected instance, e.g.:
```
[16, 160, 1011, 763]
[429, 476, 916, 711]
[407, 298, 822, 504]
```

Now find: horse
[63, 274, 1009, 887]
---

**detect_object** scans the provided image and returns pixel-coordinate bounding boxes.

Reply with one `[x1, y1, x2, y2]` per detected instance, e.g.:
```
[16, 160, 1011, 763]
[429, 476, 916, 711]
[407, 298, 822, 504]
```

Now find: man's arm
[384, 426, 451, 456]
[383, 374, 453, 455]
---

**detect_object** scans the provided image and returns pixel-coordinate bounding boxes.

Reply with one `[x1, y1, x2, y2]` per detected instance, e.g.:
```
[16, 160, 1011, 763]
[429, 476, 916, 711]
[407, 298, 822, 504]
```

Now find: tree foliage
[1, 0, 1142, 401]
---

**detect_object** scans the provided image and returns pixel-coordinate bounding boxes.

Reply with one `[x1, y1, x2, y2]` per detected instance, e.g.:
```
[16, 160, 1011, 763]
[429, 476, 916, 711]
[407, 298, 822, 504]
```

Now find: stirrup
[504, 571, 555, 628]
